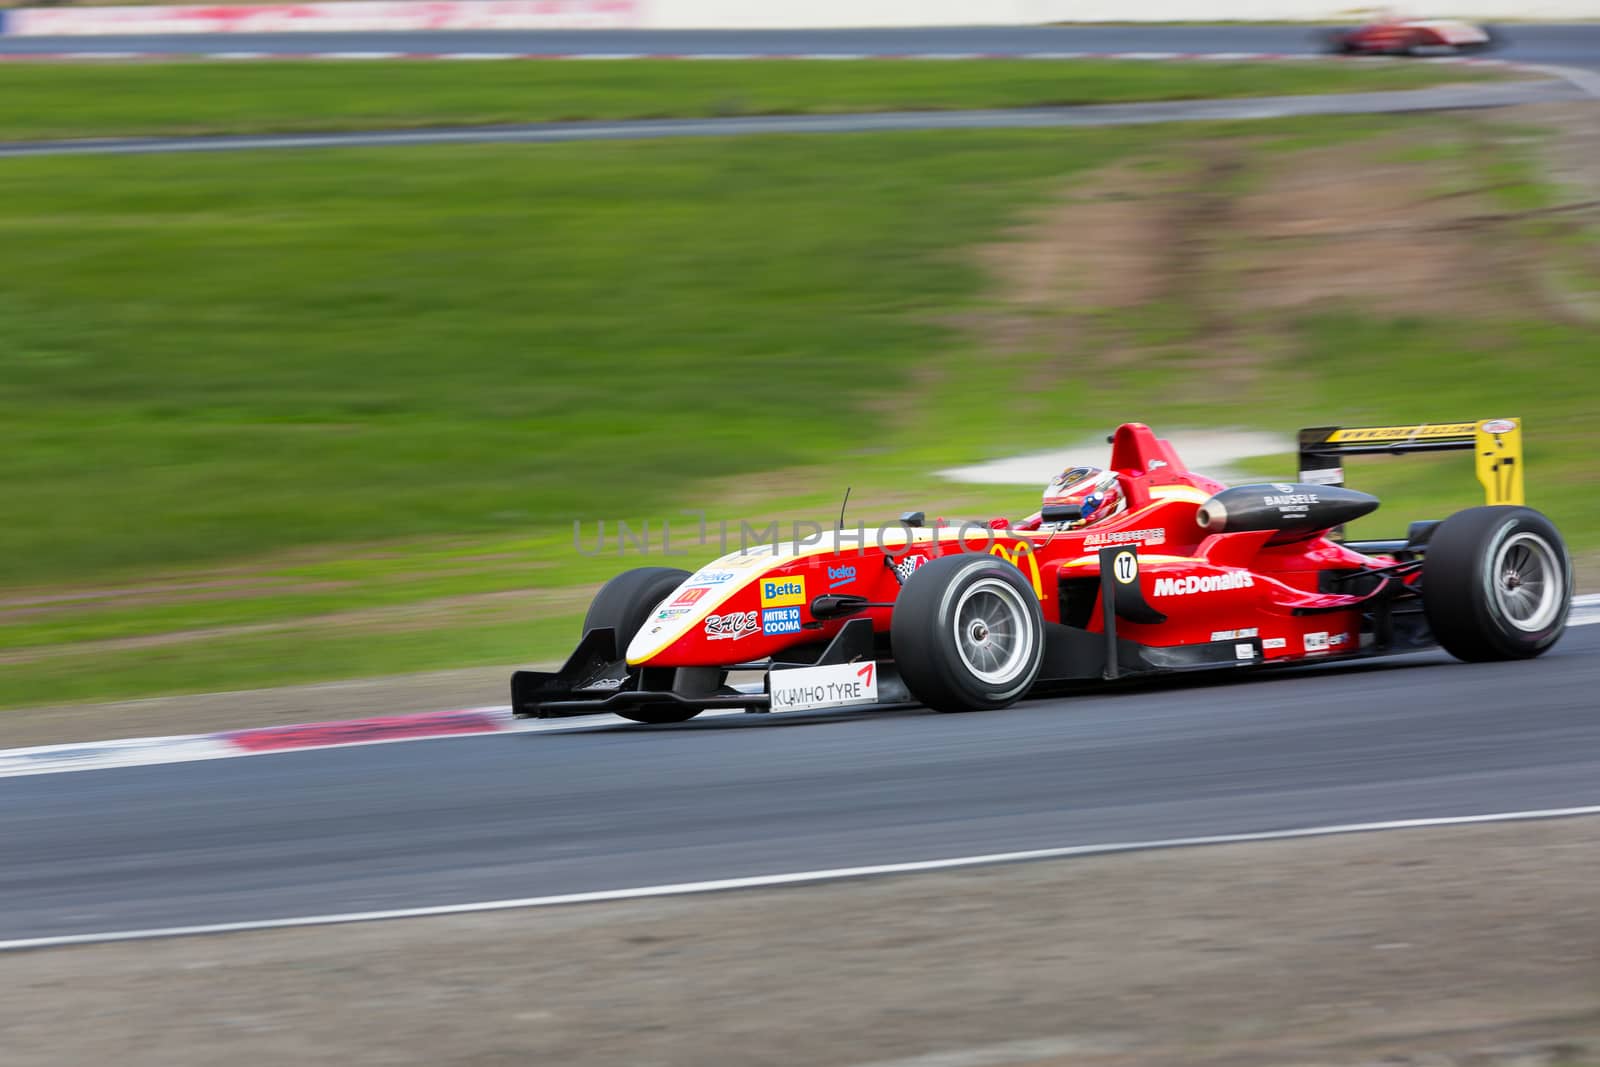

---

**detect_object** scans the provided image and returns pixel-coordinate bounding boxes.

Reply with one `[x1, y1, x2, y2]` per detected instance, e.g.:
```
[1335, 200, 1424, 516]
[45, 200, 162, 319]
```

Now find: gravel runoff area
[3, 817, 1596, 1067]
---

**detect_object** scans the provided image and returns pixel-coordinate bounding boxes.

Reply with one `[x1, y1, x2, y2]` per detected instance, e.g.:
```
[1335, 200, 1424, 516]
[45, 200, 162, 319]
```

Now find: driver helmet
[1040, 466, 1124, 530]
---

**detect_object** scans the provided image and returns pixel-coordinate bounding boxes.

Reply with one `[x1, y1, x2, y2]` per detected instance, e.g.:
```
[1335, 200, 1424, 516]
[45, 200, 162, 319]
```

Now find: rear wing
[1297, 418, 1524, 506]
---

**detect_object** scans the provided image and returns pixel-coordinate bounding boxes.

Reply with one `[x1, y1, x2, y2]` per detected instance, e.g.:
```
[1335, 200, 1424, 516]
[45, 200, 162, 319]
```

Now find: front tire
[583, 566, 692, 659]
[1423, 506, 1570, 662]
[583, 567, 705, 723]
[891, 554, 1045, 713]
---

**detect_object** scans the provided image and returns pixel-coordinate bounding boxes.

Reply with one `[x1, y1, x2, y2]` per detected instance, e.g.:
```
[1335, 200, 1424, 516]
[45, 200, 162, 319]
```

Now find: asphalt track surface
[1, 24, 1598, 70]
[3, 624, 1598, 943]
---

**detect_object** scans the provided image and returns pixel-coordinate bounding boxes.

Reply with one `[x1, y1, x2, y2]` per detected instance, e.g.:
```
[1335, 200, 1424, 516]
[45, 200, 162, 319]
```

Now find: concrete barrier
[7, 0, 642, 36]
[4, 0, 1594, 36]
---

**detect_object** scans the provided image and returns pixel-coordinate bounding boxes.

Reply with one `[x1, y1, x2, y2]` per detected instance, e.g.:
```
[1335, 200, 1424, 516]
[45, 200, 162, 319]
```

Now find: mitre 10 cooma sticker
[762, 607, 803, 636]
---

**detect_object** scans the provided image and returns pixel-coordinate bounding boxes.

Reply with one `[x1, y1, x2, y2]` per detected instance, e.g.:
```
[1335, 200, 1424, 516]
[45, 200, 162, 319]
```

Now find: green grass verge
[1, 106, 1595, 710]
[0, 129, 1140, 585]
[0, 59, 1511, 141]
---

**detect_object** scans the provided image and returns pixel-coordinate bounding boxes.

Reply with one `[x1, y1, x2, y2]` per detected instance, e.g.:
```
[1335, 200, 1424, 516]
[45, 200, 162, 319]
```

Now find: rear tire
[583, 567, 705, 723]
[1423, 506, 1570, 662]
[891, 554, 1045, 713]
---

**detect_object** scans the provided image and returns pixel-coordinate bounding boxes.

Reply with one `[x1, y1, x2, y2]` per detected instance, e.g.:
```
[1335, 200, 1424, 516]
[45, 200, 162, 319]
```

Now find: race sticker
[762, 606, 803, 636]
[769, 661, 879, 713]
[1153, 572, 1253, 596]
[705, 611, 759, 641]
[1112, 550, 1138, 585]
[1304, 631, 1330, 653]
[1325, 423, 1476, 443]
[760, 577, 806, 608]
[1300, 467, 1344, 487]
[1085, 528, 1166, 548]
[826, 564, 858, 590]
[890, 553, 930, 585]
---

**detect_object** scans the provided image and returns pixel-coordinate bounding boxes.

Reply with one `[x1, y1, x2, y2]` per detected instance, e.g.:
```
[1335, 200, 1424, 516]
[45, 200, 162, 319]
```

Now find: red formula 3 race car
[1322, 17, 1500, 56]
[514, 421, 1570, 722]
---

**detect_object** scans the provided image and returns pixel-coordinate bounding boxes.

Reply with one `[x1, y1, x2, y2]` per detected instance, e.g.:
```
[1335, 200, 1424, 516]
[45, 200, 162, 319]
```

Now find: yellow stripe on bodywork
[1147, 485, 1214, 505]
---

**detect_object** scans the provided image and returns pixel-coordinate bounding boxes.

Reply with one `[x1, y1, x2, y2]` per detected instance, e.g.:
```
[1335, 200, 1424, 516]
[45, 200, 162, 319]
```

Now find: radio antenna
[838, 487, 852, 531]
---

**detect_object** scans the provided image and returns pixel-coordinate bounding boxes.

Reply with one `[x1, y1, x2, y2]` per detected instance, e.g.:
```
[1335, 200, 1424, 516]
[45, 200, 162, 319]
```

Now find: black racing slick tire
[1422, 506, 1571, 662]
[582, 566, 701, 723]
[583, 566, 692, 659]
[891, 553, 1045, 713]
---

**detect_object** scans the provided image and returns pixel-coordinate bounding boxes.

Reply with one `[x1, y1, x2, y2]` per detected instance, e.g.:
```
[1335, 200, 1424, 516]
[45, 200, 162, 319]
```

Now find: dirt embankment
[972, 104, 1600, 385]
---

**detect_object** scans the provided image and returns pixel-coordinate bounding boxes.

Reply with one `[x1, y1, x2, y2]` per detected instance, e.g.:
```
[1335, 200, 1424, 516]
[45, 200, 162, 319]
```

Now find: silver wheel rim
[952, 577, 1035, 686]
[1492, 531, 1563, 632]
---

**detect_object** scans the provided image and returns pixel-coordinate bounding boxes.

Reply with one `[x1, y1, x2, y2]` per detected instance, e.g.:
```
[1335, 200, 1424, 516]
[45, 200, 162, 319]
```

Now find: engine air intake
[1197, 483, 1379, 543]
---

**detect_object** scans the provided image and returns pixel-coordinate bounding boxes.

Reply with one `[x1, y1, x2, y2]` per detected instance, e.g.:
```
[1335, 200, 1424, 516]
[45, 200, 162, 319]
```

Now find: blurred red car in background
[1324, 17, 1500, 56]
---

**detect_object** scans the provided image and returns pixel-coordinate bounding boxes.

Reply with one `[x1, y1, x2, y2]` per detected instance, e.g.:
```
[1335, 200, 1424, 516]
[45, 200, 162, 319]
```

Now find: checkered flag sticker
[889, 554, 928, 585]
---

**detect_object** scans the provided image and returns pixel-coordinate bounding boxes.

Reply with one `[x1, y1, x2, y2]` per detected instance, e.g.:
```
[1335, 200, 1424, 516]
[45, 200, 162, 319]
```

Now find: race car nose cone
[1197, 500, 1228, 532]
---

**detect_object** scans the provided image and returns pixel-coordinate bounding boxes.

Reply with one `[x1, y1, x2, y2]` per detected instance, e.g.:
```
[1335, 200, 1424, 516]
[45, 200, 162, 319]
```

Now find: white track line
[851, 1037, 1124, 1067]
[1520, 62, 1600, 98]
[4, 804, 1598, 952]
